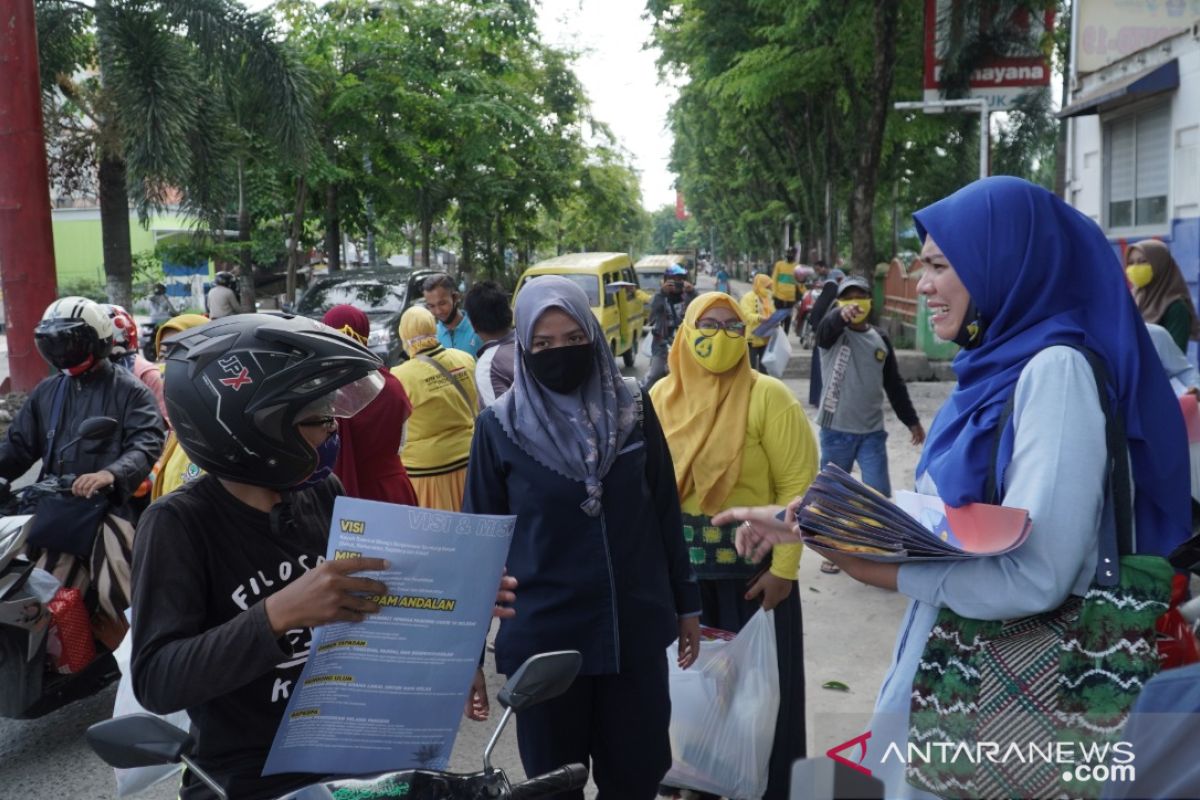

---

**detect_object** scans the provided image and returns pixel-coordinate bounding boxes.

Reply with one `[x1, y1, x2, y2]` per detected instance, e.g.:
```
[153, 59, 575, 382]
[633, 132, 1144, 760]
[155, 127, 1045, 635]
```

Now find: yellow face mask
[836, 298, 872, 324]
[1126, 263, 1153, 289]
[687, 327, 747, 374]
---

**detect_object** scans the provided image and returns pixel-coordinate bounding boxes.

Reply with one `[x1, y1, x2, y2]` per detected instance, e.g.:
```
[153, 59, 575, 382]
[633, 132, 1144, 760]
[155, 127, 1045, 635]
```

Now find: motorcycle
[88, 649, 589, 799]
[0, 416, 124, 719]
[795, 283, 820, 350]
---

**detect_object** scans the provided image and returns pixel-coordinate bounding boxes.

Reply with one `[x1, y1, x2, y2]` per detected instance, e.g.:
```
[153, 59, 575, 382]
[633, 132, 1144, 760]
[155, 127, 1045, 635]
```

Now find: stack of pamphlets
[796, 465, 1031, 562]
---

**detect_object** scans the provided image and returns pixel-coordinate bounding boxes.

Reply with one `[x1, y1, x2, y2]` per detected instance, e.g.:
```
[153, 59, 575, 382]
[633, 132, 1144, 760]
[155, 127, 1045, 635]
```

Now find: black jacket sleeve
[130, 502, 291, 714]
[640, 393, 701, 617]
[462, 410, 510, 517]
[0, 381, 48, 481]
[104, 380, 164, 502]
[815, 303, 850, 349]
[880, 330, 920, 428]
[808, 279, 839, 331]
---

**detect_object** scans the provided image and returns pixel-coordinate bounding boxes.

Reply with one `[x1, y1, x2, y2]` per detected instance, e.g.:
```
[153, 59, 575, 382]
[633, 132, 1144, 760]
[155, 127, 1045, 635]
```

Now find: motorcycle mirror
[87, 714, 192, 769]
[77, 416, 119, 441]
[497, 650, 582, 713]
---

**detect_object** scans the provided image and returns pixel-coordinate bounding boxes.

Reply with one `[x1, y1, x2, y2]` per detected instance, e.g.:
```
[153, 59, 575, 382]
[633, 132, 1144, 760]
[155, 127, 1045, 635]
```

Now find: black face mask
[951, 300, 986, 350]
[524, 344, 594, 394]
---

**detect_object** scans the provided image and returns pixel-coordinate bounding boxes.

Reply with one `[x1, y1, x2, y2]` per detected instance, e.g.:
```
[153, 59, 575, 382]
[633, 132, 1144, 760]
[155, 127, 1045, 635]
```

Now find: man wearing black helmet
[207, 271, 241, 319]
[0, 297, 163, 508]
[130, 313, 517, 800]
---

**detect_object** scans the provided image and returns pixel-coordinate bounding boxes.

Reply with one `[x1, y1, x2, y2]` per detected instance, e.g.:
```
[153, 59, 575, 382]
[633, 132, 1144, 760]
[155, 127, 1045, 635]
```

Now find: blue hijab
[915, 176, 1189, 557]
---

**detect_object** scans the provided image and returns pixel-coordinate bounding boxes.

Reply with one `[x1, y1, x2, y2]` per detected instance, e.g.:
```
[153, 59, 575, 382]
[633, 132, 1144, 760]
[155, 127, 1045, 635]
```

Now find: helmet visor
[295, 371, 385, 421]
[35, 320, 97, 370]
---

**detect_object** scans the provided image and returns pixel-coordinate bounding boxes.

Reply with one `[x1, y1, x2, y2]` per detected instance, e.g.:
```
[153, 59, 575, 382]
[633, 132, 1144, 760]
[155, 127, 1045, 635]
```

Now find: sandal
[820, 559, 841, 574]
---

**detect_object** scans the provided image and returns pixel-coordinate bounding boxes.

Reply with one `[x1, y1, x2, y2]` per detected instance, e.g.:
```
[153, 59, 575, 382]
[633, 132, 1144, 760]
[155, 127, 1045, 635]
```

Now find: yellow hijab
[399, 306, 440, 356]
[649, 292, 755, 515]
[752, 273, 774, 302]
[154, 313, 209, 359]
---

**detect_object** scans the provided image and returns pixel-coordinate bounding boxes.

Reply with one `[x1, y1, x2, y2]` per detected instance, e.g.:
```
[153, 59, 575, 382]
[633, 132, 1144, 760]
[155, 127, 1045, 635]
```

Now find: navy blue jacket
[464, 395, 700, 676]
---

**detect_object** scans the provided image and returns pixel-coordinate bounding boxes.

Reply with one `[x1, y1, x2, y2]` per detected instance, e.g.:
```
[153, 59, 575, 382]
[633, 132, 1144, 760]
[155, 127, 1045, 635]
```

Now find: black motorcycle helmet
[34, 296, 115, 374]
[163, 313, 384, 489]
[213, 271, 236, 288]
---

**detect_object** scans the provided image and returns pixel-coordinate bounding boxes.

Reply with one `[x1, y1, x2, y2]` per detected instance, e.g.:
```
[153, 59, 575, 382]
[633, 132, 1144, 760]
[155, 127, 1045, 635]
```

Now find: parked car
[290, 268, 436, 366]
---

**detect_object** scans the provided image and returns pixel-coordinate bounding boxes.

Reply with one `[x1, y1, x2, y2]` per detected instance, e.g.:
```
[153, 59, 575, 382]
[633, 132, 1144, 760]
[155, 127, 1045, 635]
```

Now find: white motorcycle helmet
[34, 297, 115, 375]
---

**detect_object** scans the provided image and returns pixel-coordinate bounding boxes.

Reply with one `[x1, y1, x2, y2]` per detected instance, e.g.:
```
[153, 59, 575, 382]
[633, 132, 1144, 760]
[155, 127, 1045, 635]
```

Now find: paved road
[0, 279, 954, 798]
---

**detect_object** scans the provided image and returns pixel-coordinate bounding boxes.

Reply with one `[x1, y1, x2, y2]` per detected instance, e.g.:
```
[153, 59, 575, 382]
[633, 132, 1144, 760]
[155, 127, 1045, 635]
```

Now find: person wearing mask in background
[815, 275, 925, 574]
[714, 263, 731, 295]
[770, 246, 799, 335]
[391, 307, 478, 510]
[131, 313, 519, 800]
[148, 283, 176, 325]
[464, 280, 518, 408]
[322, 305, 419, 505]
[740, 273, 776, 373]
[1126, 239, 1200, 352]
[149, 314, 212, 501]
[105, 304, 166, 422]
[650, 292, 816, 800]
[807, 264, 843, 407]
[463, 276, 700, 800]
[206, 271, 241, 320]
[643, 264, 697, 390]
[423, 273, 484, 356]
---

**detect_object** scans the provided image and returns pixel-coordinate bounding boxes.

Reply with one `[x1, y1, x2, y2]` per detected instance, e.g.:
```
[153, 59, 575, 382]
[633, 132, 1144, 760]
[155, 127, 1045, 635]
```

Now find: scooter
[87, 650, 590, 800]
[0, 416, 124, 719]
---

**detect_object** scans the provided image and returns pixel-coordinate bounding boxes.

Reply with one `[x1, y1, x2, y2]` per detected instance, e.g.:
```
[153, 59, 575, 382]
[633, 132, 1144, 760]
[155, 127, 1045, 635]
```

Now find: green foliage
[57, 278, 108, 304]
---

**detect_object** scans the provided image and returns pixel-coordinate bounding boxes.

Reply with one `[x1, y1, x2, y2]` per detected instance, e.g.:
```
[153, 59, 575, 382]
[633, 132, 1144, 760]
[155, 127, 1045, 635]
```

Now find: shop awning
[1059, 59, 1178, 118]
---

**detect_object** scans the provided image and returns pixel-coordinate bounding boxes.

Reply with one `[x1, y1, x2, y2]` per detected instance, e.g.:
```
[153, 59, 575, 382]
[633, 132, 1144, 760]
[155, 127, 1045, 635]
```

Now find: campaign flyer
[263, 498, 514, 776]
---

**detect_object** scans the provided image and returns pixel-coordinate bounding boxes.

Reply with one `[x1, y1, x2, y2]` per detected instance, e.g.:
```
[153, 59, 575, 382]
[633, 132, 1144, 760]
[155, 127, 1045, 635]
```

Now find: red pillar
[0, 0, 58, 393]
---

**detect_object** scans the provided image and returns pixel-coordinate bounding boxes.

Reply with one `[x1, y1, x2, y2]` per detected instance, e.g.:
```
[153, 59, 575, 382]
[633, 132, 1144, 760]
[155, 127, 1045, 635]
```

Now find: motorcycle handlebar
[509, 764, 589, 799]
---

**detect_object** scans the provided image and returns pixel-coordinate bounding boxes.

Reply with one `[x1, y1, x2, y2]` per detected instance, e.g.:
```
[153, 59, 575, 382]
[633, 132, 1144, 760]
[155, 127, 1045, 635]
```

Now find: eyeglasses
[695, 319, 747, 338]
[297, 416, 337, 431]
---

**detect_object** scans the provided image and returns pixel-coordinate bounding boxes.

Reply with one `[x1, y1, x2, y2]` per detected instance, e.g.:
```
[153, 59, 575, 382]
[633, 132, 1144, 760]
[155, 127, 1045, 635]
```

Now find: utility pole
[894, 98, 991, 180]
[0, 0, 58, 392]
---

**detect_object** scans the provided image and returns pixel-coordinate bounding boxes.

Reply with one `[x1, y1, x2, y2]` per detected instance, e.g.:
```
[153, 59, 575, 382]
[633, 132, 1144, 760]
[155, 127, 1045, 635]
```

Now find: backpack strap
[417, 353, 475, 417]
[622, 376, 644, 427]
[984, 345, 1132, 587]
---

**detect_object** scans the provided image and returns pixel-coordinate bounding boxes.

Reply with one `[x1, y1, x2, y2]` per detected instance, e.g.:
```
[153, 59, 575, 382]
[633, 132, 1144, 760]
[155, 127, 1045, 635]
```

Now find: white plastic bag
[112, 609, 190, 796]
[639, 332, 654, 360]
[664, 610, 780, 799]
[760, 329, 792, 378]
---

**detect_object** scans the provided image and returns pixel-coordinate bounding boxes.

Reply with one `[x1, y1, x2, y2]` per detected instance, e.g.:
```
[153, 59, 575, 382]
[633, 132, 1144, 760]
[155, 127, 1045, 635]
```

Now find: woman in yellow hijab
[149, 314, 210, 500]
[391, 306, 478, 510]
[740, 273, 776, 373]
[649, 291, 818, 800]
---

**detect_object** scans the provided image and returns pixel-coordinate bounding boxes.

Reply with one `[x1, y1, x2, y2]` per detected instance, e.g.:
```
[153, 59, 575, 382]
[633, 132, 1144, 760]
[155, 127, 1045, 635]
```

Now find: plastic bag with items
[664, 609, 780, 799]
[761, 329, 792, 379]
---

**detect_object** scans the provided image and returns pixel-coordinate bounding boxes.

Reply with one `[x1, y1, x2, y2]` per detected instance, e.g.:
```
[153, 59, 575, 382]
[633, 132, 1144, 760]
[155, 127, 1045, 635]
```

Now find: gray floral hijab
[492, 275, 637, 517]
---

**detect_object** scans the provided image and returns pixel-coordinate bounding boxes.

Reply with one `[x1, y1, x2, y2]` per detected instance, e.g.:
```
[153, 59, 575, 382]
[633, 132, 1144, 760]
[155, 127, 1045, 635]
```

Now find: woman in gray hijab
[464, 275, 701, 800]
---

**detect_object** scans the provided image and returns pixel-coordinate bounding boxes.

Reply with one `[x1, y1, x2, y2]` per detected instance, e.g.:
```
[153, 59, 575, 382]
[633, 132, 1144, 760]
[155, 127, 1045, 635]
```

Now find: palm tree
[37, 0, 312, 308]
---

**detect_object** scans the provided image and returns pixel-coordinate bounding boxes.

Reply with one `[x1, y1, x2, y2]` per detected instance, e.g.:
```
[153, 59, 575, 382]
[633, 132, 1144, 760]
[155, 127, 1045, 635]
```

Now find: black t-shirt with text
[130, 474, 340, 799]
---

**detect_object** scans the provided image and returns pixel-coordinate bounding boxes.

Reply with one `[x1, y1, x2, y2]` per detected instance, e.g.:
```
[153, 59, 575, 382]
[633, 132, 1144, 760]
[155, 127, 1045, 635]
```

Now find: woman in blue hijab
[719, 177, 1190, 797]
[463, 275, 701, 800]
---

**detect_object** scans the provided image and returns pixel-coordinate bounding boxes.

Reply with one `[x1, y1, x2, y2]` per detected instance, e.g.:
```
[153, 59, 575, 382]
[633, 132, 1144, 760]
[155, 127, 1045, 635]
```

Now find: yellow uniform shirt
[771, 260, 798, 303]
[679, 375, 817, 580]
[151, 432, 203, 501]
[391, 347, 478, 476]
[740, 289, 775, 348]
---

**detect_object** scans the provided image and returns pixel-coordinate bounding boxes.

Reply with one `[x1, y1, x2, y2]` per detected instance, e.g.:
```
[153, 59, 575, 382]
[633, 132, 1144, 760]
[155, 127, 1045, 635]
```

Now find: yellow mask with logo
[836, 298, 872, 324]
[1126, 263, 1153, 289]
[687, 327, 747, 374]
